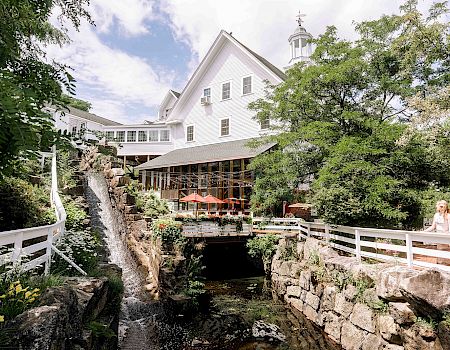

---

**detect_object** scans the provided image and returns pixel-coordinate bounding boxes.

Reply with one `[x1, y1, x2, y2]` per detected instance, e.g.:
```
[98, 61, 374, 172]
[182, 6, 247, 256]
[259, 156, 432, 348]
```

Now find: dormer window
[203, 88, 211, 98]
[242, 76, 252, 95]
[221, 81, 231, 100]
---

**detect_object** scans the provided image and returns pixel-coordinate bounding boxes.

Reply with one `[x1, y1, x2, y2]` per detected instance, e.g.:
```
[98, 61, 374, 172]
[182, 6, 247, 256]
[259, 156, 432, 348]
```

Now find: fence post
[355, 229, 361, 262]
[12, 231, 24, 264]
[405, 233, 413, 268]
[325, 224, 330, 243]
[44, 227, 53, 275]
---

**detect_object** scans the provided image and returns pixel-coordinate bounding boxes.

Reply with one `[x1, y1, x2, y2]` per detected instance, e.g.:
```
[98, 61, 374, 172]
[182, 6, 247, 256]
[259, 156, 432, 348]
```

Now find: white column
[150, 171, 154, 190]
[141, 170, 147, 189]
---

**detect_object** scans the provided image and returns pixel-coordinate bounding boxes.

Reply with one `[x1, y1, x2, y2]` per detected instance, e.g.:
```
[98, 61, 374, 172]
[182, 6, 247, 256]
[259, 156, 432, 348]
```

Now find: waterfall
[84, 172, 185, 350]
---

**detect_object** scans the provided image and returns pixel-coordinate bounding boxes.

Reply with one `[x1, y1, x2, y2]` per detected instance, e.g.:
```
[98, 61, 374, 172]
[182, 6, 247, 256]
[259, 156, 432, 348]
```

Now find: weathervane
[296, 10, 306, 26]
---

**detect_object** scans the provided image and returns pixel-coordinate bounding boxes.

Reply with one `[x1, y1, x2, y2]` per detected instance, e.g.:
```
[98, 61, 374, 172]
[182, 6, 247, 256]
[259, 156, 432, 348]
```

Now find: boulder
[321, 286, 337, 311]
[286, 285, 303, 298]
[350, 303, 376, 334]
[341, 321, 366, 350]
[305, 292, 321, 310]
[303, 237, 322, 262]
[401, 324, 442, 350]
[437, 322, 450, 350]
[399, 269, 450, 319]
[388, 302, 416, 325]
[252, 320, 286, 342]
[378, 315, 401, 344]
[376, 266, 419, 302]
[334, 292, 354, 318]
[322, 311, 342, 343]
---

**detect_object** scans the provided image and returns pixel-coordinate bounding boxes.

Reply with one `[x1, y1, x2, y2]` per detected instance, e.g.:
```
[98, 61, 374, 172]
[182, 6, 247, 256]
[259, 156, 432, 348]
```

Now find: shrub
[151, 218, 184, 248]
[51, 229, 100, 275]
[123, 179, 141, 198]
[246, 234, 279, 271]
[63, 197, 88, 231]
[136, 191, 169, 218]
[0, 177, 55, 231]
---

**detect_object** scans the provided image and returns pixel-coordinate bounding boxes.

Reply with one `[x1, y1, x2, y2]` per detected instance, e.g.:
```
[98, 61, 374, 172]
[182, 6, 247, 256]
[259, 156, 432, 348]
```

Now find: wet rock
[399, 269, 450, 319]
[252, 320, 286, 342]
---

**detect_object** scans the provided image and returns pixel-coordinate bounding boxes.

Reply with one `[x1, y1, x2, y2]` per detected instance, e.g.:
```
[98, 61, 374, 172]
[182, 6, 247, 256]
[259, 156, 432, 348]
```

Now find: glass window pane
[127, 131, 136, 142]
[116, 131, 125, 142]
[138, 131, 147, 142]
[106, 131, 114, 141]
[243, 76, 252, 94]
[149, 130, 158, 141]
[160, 130, 170, 141]
[221, 118, 229, 136]
[187, 126, 194, 142]
[222, 82, 230, 100]
[203, 88, 211, 97]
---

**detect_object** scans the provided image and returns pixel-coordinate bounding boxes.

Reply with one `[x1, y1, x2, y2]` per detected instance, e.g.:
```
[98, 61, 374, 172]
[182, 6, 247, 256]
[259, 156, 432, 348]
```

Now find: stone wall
[271, 237, 450, 350]
[9, 276, 121, 350]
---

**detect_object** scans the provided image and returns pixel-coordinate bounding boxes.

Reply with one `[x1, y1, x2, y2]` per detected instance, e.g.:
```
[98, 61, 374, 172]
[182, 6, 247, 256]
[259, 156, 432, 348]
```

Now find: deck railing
[0, 150, 86, 275]
[252, 217, 450, 272]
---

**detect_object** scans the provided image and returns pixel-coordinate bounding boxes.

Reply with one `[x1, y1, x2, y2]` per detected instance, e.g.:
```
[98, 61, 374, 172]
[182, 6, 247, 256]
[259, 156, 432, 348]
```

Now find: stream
[85, 172, 340, 350]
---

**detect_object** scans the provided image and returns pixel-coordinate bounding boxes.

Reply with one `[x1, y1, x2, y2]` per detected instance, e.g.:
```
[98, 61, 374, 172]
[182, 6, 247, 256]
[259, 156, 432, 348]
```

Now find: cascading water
[84, 172, 186, 350]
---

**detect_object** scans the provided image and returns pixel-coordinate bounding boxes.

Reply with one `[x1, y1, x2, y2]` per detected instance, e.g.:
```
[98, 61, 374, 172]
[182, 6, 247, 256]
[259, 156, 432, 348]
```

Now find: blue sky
[47, 0, 437, 125]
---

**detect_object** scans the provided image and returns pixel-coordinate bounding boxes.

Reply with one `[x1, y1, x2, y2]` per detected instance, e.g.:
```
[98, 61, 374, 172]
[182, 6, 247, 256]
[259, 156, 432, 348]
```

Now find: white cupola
[285, 11, 313, 69]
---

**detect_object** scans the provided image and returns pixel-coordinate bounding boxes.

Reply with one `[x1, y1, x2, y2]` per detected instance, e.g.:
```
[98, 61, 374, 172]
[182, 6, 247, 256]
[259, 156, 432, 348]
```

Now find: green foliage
[0, 176, 55, 231]
[246, 234, 279, 267]
[442, 310, 450, 327]
[183, 280, 205, 299]
[123, 179, 141, 198]
[369, 299, 389, 314]
[57, 150, 78, 190]
[136, 191, 169, 218]
[248, 1, 450, 227]
[0, 281, 40, 322]
[87, 321, 116, 339]
[151, 218, 184, 248]
[0, 0, 92, 177]
[63, 197, 87, 231]
[280, 241, 298, 261]
[51, 229, 100, 275]
[58, 94, 92, 112]
[416, 316, 437, 330]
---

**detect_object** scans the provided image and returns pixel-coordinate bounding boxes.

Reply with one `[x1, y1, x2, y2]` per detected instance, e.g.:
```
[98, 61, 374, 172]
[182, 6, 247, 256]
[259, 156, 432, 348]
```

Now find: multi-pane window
[105, 131, 114, 141]
[148, 130, 158, 141]
[260, 117, 270, 130]
[220, 118, 230, 136]
[242, 76, 252, 95]
[138, 131, 147, 142]
[116, 131, 125, 142]
[160, 130, 170, 142]
[187, 125, 194, 142]
[203, 88, 211, 97]
[127, 131, 136, 142]
[221, 82, 231, 100]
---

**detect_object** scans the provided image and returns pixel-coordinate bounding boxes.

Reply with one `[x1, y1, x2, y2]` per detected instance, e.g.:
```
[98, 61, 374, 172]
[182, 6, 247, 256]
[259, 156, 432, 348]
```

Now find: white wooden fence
[0, 151, 86, 275]
[253, 217, 450, 272]
[183, 222, 252, 238]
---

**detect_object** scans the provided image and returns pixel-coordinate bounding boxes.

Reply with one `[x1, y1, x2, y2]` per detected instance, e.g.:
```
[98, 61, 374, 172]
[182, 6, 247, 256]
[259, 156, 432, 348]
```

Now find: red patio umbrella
[203, 195, 225, 214]
[180, 193, 205, 217]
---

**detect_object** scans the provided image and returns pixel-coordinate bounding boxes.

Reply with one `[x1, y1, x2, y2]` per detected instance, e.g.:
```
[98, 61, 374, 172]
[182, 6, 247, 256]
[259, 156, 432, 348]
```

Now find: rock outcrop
[9, 277, 120, 350]
[272, 237, 449, 350]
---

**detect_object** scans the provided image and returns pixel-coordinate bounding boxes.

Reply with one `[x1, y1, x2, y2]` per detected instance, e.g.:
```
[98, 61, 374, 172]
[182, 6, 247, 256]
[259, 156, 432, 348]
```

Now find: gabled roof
[53, 106, 121, 126]
[167, 30, 285, 121]
[136, 138, 276, 170]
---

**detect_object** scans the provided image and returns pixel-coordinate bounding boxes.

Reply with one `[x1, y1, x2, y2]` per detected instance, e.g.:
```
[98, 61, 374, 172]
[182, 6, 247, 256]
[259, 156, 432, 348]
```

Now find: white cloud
[160, 0, 437, 69]
[47, 0, 172, 124]
[91, 0, 155, 36]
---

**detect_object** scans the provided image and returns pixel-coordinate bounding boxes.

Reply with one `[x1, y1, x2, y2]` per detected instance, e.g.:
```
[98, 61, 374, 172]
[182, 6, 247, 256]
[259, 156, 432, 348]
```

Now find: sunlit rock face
[272, 237, 449, 350]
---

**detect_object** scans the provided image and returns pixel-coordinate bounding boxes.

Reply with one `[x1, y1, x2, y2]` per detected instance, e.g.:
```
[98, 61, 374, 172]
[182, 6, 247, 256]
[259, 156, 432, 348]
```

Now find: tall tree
[0, 0, 92, 177]
[248, 0, 449, 228]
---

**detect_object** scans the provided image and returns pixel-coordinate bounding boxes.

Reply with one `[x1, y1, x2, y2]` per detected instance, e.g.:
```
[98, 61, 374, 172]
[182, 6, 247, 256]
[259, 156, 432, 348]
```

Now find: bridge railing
[0, 150, 86, 275]
[252, 218, 450, 272]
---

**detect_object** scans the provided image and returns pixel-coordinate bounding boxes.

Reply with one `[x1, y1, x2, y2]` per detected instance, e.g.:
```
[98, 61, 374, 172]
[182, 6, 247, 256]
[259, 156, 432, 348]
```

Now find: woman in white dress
[425, 200, 449, 264]
[425, 200, 449, 233]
